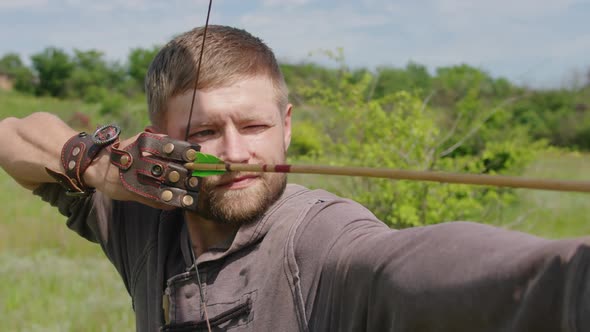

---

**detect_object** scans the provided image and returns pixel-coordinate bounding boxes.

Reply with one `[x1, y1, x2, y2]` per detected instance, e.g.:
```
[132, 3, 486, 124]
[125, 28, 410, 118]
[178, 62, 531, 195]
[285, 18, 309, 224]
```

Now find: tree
[128, 46, 160, 91]
[432, 64, 497, 106]
[0, 53, 35, 93]
[67, 49, 126, 101]
[31, 47, 74, 97]
[372, 62, 432, 99]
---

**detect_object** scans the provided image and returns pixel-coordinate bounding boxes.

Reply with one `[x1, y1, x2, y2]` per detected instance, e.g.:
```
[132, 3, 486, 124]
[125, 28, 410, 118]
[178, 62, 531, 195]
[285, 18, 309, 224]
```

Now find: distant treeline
[282, 61, 590, 152]
[1, 46, 590, 150]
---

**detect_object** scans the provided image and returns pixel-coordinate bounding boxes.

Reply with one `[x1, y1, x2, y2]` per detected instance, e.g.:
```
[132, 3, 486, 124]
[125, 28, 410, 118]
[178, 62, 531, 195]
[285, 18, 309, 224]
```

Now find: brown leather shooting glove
[109, 132, 201, 211]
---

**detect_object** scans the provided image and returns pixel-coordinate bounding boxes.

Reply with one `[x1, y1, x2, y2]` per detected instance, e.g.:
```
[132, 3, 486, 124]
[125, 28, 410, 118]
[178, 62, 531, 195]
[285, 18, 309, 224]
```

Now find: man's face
[161, 76, 292, 224]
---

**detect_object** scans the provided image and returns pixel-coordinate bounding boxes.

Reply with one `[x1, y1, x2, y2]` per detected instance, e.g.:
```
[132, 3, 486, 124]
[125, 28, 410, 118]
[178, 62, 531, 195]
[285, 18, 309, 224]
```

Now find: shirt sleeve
[32, 183, 165, 301]
[33, 183, 108, 244]
[298, 199, 590, 332]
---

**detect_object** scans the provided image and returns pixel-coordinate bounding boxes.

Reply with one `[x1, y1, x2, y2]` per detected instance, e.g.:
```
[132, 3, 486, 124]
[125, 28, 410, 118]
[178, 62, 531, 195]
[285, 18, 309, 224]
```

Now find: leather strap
[110, 132, 202, 211]
[46, 131, 117, 196]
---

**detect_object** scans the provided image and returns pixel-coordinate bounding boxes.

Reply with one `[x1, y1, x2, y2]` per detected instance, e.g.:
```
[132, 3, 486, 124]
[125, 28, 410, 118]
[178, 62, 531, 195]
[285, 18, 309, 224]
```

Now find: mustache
[202, 171, 261, 186]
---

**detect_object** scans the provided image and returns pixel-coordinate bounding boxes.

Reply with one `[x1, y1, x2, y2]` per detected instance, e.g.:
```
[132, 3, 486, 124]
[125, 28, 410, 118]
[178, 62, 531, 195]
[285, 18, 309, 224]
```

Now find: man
[1, 25, 589, 332]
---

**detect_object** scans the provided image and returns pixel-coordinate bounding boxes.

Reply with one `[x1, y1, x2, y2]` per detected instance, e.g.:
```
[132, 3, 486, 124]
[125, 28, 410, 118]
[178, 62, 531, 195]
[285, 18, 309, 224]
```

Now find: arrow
[186, 152, 590, 193]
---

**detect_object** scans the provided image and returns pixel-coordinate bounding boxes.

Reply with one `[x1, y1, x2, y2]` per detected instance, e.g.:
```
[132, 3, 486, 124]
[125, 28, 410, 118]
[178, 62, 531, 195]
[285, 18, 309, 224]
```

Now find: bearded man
[1, 25, 590, 332]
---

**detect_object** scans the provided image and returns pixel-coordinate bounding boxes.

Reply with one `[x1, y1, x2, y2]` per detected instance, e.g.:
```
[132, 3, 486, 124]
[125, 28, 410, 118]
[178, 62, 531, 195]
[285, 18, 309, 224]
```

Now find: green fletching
[192, 170, 226, 177]
[192, 152, 225, 177]
[196, 152, 223, 164]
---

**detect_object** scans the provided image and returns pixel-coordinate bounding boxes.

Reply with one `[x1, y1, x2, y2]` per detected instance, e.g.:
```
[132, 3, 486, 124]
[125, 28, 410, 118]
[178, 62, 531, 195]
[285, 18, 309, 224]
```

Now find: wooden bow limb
[185, 162, 590, 193]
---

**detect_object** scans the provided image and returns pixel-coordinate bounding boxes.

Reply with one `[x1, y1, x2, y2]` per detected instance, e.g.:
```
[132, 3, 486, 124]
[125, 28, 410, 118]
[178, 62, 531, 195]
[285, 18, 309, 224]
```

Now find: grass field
[0, 170, 135, 331]
[0, 91, 135, 331]
[490, 151, 590, 238]
[1, 91, 590, 330]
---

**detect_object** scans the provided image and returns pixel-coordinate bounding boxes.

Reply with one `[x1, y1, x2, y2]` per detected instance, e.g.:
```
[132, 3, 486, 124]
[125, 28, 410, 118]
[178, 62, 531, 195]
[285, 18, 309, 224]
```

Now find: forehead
[166, 76, 280, 125]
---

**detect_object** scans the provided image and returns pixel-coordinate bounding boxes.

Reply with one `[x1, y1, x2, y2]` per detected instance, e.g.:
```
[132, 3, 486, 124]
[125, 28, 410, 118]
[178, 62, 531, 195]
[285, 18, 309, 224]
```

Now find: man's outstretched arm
[0, 112, 172, 208]
[324, 223, 589, 331]
[0, 112, 79, 190]
[298, 199, 590, 332]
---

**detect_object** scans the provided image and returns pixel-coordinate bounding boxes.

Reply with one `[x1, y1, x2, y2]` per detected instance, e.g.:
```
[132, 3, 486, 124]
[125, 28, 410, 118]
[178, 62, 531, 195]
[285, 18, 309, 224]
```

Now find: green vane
[192, 152, 226, 177]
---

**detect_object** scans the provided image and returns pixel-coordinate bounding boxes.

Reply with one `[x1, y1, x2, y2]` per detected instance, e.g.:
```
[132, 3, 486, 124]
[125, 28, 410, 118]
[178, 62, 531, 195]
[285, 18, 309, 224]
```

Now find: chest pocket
[161, 269, 254, 331]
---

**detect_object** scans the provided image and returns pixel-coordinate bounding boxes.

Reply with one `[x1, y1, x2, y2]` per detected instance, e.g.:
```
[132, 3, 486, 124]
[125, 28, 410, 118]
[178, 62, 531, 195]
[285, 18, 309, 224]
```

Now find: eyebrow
[237, 114, 269, 122]
[194, 113, 272, 126]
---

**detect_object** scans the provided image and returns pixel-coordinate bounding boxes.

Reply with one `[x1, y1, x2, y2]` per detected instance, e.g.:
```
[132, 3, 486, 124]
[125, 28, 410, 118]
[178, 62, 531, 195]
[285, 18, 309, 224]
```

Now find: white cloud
[240, 5, 390, 31]
[261, 0, 311, 7]
[0, 0, 48, 9]
[433, 0, 582, 18]
[237, 5, 392, 66]
[62, 0, 162, 12]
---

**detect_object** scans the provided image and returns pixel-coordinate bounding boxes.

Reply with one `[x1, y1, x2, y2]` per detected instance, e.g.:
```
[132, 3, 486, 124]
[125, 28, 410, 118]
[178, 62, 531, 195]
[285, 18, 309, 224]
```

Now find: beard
[194, 171, 287, 225]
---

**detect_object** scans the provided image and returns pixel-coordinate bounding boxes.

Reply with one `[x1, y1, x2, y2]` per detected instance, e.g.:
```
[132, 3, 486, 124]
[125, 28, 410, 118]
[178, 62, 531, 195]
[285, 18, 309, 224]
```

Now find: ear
[283, 104, 293, 151]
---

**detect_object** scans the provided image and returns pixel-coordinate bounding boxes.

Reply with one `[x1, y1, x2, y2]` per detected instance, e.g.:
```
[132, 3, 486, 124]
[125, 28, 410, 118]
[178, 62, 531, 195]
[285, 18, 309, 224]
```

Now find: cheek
[196, 143, 216, 155]
[254, 136, 287, 161]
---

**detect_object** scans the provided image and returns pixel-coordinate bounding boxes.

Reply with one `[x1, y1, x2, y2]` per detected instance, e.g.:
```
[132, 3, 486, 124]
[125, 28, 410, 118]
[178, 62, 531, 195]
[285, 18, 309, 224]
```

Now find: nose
[219, 127, 250, 163]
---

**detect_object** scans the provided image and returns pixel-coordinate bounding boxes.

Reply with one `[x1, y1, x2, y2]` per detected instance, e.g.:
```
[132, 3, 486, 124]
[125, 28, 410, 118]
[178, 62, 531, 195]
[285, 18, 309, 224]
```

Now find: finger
[109, 132, 202, 211]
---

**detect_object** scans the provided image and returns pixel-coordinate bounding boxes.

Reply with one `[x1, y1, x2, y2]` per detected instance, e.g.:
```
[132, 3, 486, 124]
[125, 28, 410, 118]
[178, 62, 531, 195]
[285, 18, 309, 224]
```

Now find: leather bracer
[110, 132, 201, 211]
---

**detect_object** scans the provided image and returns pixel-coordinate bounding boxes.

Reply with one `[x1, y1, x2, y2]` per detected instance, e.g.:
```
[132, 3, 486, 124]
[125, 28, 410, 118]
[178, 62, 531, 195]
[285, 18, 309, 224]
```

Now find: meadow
[1, 91, 590, 330]
[0, 170, 135, 330]
[0, 92, 136, 331]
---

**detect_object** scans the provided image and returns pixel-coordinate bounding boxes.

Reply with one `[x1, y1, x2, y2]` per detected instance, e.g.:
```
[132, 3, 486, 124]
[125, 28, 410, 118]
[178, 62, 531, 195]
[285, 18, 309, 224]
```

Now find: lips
[215, 174, 260, 189]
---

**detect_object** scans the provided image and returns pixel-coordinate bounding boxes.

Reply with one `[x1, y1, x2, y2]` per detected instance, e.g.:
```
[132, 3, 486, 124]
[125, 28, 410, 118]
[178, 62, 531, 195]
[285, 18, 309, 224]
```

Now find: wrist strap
[46, 131, 117, 196]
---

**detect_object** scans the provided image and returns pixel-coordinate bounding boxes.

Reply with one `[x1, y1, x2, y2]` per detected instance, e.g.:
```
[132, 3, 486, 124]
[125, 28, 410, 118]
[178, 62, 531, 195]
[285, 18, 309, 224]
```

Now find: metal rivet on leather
[72, 147, 81, 156]
[168, 171, 180, 183]
[120, 155, 130, 165]
[182, 195, 194, 207]
[68, 160, 76, 170]
[188, 177, 199, 188]
[160, 190, 173, 202]
[151, 164, 164, 177]
[163, 143, 175, 154]
[184, 149, 197, 161]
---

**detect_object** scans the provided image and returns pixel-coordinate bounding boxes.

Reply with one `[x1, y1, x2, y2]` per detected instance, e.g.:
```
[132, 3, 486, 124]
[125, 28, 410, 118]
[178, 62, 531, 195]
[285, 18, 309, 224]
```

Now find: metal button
[163, 143, 175, 154]
[151, 164, 164, 177]
[168, 171, 180, 183]
[72, 147, 81, 156]
[184, 149, 197, 161]
[188, 177, 199, 188]
[120, 155, 130, 165]
[182, 195, 194, 207]
[68, 160, 76, 170]
[160, 190, 173, 202]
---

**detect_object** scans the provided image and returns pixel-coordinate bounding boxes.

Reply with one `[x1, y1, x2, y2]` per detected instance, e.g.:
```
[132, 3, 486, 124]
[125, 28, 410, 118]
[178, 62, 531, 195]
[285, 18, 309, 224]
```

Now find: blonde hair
[146, 25, 288, 125]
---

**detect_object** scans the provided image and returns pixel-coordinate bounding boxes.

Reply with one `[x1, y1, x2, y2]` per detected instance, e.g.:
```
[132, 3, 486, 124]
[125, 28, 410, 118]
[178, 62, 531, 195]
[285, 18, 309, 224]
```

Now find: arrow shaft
[185, 162, 590, 193]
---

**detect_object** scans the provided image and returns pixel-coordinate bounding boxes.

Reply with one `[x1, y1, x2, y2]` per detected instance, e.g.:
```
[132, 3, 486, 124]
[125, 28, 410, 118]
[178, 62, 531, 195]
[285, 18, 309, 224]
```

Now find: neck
[184, 211, 239, 257]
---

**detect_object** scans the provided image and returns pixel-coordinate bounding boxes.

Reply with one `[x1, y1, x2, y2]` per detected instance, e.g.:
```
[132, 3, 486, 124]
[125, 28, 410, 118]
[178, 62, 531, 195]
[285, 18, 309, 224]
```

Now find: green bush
[289, 121, 325, 158]
[294, 66, 543, 228]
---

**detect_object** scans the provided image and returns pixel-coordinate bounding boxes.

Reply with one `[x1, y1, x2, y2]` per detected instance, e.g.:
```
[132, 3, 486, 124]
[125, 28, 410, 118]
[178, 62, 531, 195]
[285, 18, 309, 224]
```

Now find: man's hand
[86, 132, 201, 210]
[83, 133, 168, 209]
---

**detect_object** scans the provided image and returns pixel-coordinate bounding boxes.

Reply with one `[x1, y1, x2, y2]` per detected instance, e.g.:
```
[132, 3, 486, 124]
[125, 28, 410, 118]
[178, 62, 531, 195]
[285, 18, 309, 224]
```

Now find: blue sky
[1, 0, 589, 88]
